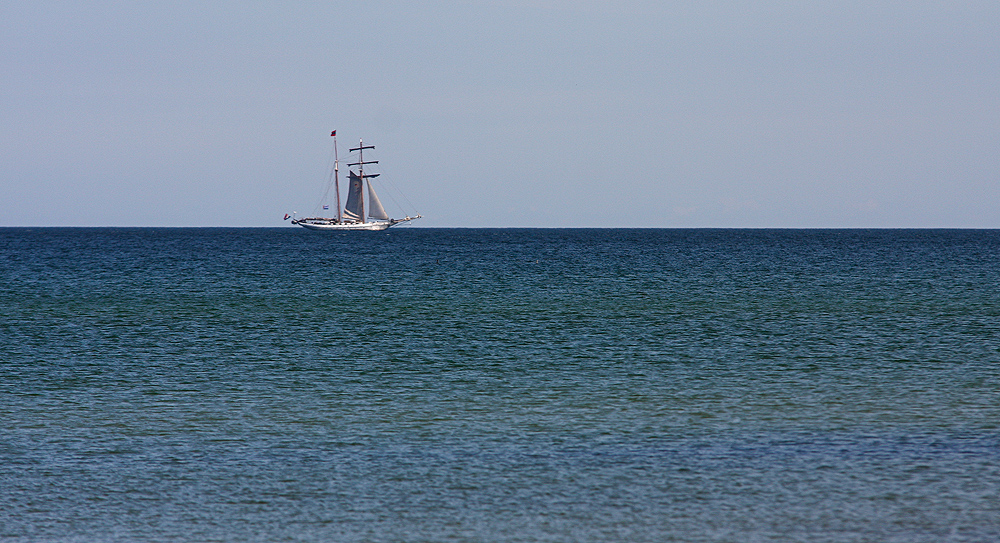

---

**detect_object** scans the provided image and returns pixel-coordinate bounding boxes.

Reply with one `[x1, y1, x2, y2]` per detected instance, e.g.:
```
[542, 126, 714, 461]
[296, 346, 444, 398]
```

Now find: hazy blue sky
[2, 1, 997, 227]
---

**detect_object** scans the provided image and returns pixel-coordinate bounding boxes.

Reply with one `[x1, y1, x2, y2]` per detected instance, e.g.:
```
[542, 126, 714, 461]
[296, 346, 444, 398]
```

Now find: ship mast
[332, 131, 342, 223]
[348, 139, 378, 224]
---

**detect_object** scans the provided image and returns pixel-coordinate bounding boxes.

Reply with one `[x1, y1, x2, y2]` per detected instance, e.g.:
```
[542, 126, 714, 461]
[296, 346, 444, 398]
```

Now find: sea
[1, 227, 998, 543]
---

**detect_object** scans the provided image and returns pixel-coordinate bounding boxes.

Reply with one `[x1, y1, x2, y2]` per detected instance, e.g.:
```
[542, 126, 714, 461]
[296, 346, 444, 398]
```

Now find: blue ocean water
[1, 228, 998, 542]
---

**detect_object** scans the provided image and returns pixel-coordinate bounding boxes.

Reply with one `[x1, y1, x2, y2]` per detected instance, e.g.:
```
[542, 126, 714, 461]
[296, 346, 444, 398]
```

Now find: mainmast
[348, 139, 379, 223]
[332, 131, 342, 223]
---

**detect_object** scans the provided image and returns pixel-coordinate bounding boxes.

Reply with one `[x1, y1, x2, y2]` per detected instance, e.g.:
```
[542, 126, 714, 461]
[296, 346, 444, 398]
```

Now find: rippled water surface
[2, 228, 999, 542]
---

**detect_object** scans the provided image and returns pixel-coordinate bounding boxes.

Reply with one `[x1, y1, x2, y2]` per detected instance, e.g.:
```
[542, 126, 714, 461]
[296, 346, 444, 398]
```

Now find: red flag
[330, 130, 336, 137]
[283, 213, 290, 220]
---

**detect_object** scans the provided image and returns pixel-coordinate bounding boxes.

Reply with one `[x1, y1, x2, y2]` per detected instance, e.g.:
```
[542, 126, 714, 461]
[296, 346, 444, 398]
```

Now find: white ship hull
[294, 219, 392, 231]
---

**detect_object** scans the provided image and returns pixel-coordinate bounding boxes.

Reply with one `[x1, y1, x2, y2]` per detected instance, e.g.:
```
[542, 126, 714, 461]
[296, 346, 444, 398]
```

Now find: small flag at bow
[283, 213, 290, 220]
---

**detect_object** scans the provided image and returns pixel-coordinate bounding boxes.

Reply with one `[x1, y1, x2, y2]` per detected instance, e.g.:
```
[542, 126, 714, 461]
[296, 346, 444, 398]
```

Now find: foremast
[348, 139, 379, 224]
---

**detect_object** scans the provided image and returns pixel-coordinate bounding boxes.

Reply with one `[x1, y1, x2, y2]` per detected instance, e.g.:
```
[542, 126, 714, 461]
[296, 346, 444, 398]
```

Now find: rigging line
[312, 143, 339, 214]
[315, 167, 336, 214]
[378, 171, 420, 214]
[383, 171, 417, 213]
[377, 178, 405, 216]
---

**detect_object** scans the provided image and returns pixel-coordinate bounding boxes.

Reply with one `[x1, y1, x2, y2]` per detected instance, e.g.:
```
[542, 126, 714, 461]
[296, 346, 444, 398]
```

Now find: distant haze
[2, 1, 998, 227]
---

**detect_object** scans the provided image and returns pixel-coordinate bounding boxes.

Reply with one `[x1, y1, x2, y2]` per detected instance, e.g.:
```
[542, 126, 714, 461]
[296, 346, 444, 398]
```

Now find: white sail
[367, 180, 389, 220]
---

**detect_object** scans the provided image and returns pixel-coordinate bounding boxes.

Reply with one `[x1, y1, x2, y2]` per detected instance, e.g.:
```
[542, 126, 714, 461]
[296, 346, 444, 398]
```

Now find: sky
[2, 0, 998, 227]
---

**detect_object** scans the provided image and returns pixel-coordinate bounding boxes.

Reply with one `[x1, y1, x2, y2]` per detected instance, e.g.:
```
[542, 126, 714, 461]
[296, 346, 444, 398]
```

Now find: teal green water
[2, 228, 999, 542]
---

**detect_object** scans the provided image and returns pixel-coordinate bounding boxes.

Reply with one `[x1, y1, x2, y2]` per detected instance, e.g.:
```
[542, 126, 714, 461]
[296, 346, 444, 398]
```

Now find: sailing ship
[287, 132, 421, 231]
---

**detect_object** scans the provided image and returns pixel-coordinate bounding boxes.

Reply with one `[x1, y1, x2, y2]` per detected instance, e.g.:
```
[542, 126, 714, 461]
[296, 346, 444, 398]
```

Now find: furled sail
[367, 181, 389, 220]
[343, 171, 364, 221]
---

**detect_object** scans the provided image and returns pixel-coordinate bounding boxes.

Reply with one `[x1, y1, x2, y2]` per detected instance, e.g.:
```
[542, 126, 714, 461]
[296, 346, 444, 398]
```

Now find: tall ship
[287, 132, 421, 231]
